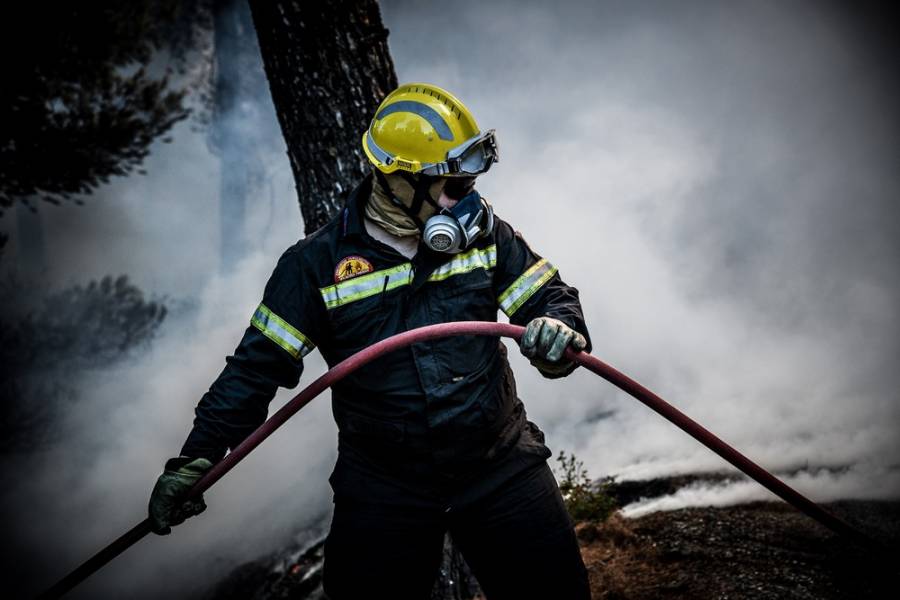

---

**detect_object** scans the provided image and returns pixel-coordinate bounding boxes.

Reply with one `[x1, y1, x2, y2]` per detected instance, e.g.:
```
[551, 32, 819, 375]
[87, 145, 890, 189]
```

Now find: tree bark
[248, 0, 397, 234]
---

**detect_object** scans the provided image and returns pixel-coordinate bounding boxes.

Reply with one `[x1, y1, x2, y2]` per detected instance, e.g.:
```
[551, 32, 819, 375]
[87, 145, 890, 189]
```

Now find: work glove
[148, 456, 213, 535]
[519, 317, 587, 379]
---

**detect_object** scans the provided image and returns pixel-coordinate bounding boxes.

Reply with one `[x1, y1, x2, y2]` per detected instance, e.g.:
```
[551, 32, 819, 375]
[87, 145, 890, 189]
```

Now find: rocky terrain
[201, 477, 899, 599]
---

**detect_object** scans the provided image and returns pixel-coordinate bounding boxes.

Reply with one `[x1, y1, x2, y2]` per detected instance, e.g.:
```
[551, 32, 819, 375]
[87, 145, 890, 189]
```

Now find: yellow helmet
[362, 83, 499, 177]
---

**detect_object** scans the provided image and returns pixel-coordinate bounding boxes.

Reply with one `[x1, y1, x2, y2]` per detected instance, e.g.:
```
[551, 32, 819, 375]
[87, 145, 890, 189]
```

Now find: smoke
[0, 3, 335, 598]
[383, 0, 900, 502]
[622, 464, 900, 518]
[1, 255, 337, 598]
[2, 0, 899, 597]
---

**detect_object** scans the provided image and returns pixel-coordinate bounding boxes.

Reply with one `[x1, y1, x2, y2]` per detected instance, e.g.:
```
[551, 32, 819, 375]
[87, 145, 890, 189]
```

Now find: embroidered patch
[334, 255, 374, 282]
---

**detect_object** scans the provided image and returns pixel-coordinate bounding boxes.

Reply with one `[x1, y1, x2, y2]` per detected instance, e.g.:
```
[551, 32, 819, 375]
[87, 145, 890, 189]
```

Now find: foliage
[555, 450, 618, 523]
[0, 275, 166, 451]
[0, 1, 213, 215]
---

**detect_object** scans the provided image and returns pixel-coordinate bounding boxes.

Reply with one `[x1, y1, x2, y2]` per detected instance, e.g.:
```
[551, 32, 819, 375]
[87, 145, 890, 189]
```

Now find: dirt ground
[577, 500, 899, 599]
[203, 490, 899, 600]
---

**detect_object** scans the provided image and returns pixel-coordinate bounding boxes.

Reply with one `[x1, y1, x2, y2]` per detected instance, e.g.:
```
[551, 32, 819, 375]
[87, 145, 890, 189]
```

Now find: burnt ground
[578, 500, 899, 599]
[203, 477, 900, 600]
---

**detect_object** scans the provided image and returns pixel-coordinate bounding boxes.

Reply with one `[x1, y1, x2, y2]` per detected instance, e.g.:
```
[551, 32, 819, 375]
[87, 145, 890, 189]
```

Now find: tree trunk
[248, 0, 396, 234]
[247, 2, 481, 598]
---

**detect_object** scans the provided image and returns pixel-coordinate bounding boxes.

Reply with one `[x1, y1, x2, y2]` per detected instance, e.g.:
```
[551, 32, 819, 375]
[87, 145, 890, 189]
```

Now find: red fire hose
[41, 321, 877, 598]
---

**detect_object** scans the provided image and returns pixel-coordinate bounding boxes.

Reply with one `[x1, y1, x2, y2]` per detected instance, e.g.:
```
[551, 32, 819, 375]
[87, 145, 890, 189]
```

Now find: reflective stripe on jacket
[182, 174, 591, 476]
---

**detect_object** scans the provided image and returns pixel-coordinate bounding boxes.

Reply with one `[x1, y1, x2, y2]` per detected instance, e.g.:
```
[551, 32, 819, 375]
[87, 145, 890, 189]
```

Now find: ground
[204, 484, 900, 599]
[578, 500, 898, 599]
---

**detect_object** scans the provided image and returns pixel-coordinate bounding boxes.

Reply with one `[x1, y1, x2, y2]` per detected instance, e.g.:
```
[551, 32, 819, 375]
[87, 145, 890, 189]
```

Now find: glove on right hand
[148, 456, 213, 535]
[520, 316, 587, 379]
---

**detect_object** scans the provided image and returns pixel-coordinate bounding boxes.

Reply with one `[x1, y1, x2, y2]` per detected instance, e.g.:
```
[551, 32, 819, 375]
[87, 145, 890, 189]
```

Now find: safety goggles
[420, 129, 499, 177]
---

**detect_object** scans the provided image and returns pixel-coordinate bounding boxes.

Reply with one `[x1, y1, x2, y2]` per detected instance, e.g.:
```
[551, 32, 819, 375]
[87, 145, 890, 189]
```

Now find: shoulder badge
[334, 255, 374, 282]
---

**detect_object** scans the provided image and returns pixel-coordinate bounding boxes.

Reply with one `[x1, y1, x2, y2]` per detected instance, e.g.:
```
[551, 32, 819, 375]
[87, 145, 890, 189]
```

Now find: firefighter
[149, 83, 592, 599]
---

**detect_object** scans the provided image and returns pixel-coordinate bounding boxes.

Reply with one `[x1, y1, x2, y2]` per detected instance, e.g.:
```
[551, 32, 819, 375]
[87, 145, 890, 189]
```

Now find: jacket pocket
[327, 289, 403, 356]
[475, 362, 516, 430]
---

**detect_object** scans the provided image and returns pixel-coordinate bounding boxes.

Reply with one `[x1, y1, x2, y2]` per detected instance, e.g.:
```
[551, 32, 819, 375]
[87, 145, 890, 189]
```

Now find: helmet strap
[398, 171, 443, 222]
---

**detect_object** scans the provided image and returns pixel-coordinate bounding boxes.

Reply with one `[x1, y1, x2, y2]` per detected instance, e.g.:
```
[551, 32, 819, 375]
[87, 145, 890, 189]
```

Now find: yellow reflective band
[427, 245, 497, 282]
[498, 258, 558, 316]
[319, 263, 414, 310]
[251, 303, 315, 360]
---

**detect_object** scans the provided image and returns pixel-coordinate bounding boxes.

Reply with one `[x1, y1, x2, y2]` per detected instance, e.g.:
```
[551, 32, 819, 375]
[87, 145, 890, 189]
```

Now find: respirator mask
[372, 170, 494, 254]
[422, 189, 494, 253]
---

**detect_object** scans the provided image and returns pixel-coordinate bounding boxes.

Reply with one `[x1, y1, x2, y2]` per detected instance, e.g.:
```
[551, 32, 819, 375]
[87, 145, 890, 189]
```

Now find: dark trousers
[322, 459, 591, 600]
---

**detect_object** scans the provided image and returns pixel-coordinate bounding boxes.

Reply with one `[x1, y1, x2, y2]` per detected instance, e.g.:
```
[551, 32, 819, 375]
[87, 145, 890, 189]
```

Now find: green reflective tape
[251, 303, 314, 359]
[498, 258, 558, 316]
[319, 263, 413, 310]
[428, 245, 497, 282]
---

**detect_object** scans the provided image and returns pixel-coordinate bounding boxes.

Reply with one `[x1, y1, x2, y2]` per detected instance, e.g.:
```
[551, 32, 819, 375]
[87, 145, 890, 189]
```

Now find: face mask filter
[423, 191, 494, 253]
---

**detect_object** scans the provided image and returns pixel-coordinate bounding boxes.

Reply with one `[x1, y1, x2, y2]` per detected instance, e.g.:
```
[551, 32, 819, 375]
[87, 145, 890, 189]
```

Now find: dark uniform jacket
[181, 174, 591, 492]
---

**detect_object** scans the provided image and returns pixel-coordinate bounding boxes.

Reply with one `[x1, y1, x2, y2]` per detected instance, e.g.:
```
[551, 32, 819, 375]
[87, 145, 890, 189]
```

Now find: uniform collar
[341, 173, 373, 240]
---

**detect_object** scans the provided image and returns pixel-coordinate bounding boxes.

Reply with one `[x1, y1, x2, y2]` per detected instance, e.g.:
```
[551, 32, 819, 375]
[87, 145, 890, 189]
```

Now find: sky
[2, 0, 898, 597]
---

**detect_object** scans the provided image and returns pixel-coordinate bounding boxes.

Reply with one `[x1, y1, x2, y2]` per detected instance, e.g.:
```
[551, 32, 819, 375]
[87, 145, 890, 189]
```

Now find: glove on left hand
[148, 456, 213, 535]
[520, 316, 587, 379]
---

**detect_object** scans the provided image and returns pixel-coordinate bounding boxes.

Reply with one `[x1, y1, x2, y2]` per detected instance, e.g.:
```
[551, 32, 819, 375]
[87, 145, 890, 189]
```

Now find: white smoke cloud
[385, 0, 900, 503]
[1, 129, 339, 597]
[0, 9, 336, 595]
[622, 463, 900, 518]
